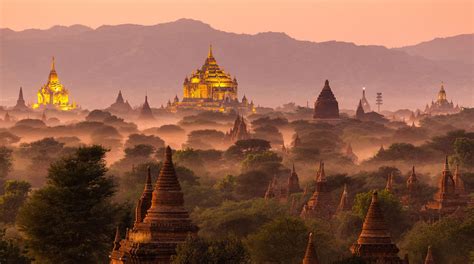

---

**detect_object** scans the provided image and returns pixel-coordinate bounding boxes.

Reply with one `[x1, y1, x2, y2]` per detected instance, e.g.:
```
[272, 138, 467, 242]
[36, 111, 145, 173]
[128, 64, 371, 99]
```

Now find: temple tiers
[138, 96, 155, 121]
[351, 191, 406, 264]
[301, 162, 333, 219]
[302, 233, 319, 264]
[313, 80, 339, 119]
[13, 87, 29, 111]
[32, 57, 76, 111]
[107, 91, 132, 114]
[169, 45, 255, 113]
[424, 82, 460, 115]
[110, 146, 198, 263]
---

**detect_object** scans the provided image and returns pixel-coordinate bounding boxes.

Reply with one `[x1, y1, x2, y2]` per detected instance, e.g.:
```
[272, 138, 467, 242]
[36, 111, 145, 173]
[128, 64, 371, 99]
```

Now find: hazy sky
[1, 0, 473, 47]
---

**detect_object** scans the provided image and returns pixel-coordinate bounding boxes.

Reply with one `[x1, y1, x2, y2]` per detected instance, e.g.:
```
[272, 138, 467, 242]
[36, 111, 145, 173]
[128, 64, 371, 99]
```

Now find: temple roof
[356, 191, 393, 245]
[337, 184, 350, 212]
[302, 233, 319, 264]
[313, 80, 339, 119]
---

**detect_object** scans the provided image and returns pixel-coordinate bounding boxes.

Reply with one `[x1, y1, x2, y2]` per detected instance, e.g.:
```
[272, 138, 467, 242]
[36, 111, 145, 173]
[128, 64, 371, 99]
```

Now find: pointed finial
[372, 190, 378, 202]
[444, 155, 449, 171]
[208, 44, 213, 58]
[292, 163, 296, 173]
[325, 79, 329, 86]
[113, 226, 121, 250]
[424, 245, 434, 264]
[165, 146, 172, 161]
[51, 56, 55, 70]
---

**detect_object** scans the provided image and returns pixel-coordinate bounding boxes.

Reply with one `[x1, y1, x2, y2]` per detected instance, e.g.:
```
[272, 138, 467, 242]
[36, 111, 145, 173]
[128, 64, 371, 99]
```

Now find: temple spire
[453, 164, 466, 195]
[424, 246, 434, 264]
[51, 56, 56, 71]
[385, 172, 394, 192]
[318, 162, 326, 182]
[302, 233, 319, 264]
[113, 227, 121, 250]
[208, 44, 213, 58]
[443, 155, 449, 172]
[18, 87, 24, 101]
[337, 184, 350, 212]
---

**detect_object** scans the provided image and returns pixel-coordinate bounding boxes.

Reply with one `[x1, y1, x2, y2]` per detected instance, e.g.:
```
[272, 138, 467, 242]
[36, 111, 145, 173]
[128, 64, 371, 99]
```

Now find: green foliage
[425, 129, 474, 155]
[171, 236, 250, 264]
[214, 175, 237, 200]
[235, 170, 273, 199]
[400, 208, 474, 264]
[252, 125, 284, 146]
[0, 229, 31, 264]
[124, 133, 164, 149]
[182, 183, 224, 211]
[0, 180, 31, 224]
[0, 147, 13, 183]
[352, 190, 409, 238]
[192, 199, 287, 239]
[185, 129, 225, 150]
[452, 137, 474, 168]
[241, 151, 283, 173]
[17, 146, 119, 263]
[372, 143, 434, 162]
[124, 144, 155, 159]
[246, 217, 308, 264]
[234, 139, 271, 154]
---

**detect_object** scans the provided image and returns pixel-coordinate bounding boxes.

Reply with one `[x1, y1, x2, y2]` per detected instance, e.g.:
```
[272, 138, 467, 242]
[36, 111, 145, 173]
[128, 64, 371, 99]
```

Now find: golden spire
[51, 56, 56, 71]
[208, 44, 213, 58]
[424, 245, 434, 264]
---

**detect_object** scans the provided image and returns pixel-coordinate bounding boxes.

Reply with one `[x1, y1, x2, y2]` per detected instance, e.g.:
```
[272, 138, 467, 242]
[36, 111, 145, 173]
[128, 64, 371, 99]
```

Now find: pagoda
[424, 246, 434, 264]
[345, 143, 358, 163]
[313, 80, 339, 120]
[361, 87, 371, 112]
[424, 82, 460, 116]
[403, 166, 420, 208]
[107, 91, 132, 114]
[225, 115, 250, 143]
[138, 95, 155, 121]
[351, 191, 406, 264]
[336, 184, 351, 213]
[110, 146, 199, 263]
[422, 157, 468, 218]
[287, 164, 302, 195]
[302, 233, 319, 264]
[13, 87, 29, 111]
[385, 173, 394, 193]
[301, 162, 333, 219]
[355, 99, 365, 120]
[170, 45, 255, 113]
[32, 57, 76, 111]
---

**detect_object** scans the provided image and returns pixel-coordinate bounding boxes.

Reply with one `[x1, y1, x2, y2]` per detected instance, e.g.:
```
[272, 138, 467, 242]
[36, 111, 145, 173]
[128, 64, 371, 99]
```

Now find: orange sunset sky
[1, 0, 473, 47]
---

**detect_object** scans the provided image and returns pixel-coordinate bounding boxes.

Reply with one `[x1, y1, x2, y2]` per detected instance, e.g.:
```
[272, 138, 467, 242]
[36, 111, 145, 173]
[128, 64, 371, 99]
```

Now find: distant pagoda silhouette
[313, 80, 339, 119]
[138, 95, 155, 121]
[13, 87, 29, 111]
[351, 191, 406, 263]
[110, 146, 198, 263]
[302, 233, 319, 264]
[107, 90, 132, 114]
[301, 162, 333, 219]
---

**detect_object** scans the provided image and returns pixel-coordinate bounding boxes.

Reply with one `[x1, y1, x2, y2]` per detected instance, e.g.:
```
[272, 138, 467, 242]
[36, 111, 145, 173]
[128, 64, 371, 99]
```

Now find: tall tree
[0, 147, 13, 189]
[17, 146, 118, 263]
[0, 180, 31, 224]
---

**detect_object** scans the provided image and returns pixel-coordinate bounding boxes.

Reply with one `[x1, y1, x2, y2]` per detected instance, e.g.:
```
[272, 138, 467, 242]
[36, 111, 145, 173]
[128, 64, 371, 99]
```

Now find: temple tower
[302, 233, 319, 264]
[288, 164, 302, 195]
[345, 143, 358, 163]
[351, 191, 405, 263]
[110, 146, 198, 263]
[337, 184, 351, 213]
[227, 115, 250, 143]
[385, 173, 394, 193]
[108, 91, 132, 114]
[361, 87, 371, 112]
[138, 95, 155, 121]
[453, 165, 466, 195]
[13, 87, 29, 111]
[356, 99, 365, 120]
[424, 246, 434, 264]
[313, 80, 340, 119]
[301, 162, 333, 219]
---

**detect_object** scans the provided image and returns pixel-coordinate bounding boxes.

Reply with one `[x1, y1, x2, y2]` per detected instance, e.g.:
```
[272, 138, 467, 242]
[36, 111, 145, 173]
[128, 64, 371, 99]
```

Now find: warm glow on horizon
[1, 0, 472, 47]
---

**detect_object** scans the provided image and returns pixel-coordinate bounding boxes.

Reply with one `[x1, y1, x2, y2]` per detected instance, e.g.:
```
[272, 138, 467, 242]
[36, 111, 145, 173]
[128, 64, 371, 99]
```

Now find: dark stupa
[313, 80, 339, 119]
[13, 87, 29, 111]
[138, 95, 155, 121]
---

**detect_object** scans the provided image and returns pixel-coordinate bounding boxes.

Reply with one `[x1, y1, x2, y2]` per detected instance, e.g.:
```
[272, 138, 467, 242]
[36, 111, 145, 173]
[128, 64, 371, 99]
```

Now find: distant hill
[397, 34, 474, 64]
[1, 19, 472, 110]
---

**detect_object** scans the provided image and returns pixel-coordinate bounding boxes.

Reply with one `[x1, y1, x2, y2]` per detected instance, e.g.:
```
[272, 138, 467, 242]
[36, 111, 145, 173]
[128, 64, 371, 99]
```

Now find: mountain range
[1, 19, 472, 110]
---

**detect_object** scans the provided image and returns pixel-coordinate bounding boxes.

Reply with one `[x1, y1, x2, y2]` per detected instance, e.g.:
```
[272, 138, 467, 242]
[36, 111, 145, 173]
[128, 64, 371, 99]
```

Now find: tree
[452, 137, 474, 168]
[0, 229, 31, 264]
[235, 170, 273, 199]
[246, 217, 308, 264]
[172, 236, 250, 264]
[241, 151, 284, 175]
[185, 129, 225, 150]
[0, 147, 13, 185]
[17, 146, 118, 263]
[0, 180, 31, 224]
[214, 175, 237, 200]
[124, 133, 164, 149]
[124, 144, 155, 159]
[224, 139, 271, 160]
[252, 125, 284, 146]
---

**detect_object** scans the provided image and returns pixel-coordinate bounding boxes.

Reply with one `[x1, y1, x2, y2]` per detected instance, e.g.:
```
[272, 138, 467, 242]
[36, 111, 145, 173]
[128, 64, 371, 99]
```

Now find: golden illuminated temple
[32, 57, 76, 111]
[168, 45, 255, 113]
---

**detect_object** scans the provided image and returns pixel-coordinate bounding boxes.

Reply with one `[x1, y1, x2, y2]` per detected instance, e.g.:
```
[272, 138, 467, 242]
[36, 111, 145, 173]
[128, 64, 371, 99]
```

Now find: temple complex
[302, 233, 319, 264]
[13, 87, 29, 111]
[110, 146, 198, 263]
[265, 165, 302, 202]
[107, 91, 132, 114]
[422, 157, 469, 219]
[32, 57, 77, 111]
[167, 45, 255, 113]
[138, 96, 155, 121]
[361, 87, 371, 112]
[351, 191, 406, 264]
[424, 82, 460, 116]
[301, 162, 333, 219]
[313, 80, 339, 120]
[225, 115, 251, 143]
